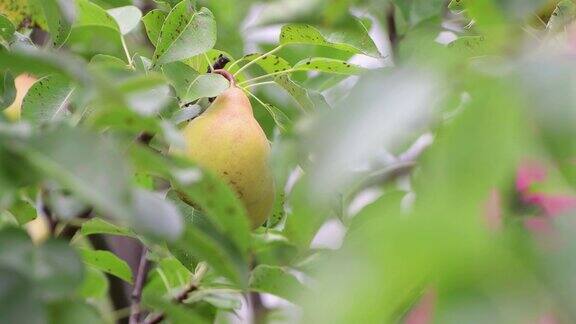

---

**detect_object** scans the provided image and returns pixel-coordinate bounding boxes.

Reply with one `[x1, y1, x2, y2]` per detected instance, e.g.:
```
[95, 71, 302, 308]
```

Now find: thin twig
[129, 247, 151, 324]
[237, 68, 297, 87]
[250, 291, 267, 324]
[242, 81, 276, 89]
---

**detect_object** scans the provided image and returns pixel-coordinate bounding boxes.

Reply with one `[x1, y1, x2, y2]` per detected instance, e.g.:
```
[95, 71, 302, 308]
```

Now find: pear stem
[212, 69, 236, 87]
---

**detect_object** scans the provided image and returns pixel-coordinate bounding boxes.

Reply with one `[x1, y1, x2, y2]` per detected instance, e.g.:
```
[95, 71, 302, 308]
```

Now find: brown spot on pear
[5, 74, 37, 121]
[172, 70, 275, 229]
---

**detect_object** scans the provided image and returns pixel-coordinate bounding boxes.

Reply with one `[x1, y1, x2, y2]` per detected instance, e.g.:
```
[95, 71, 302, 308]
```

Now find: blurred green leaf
[153, 2, 217, 64]
[0, 71, 16, 110]
[0, 14, 15, 44]
[130, 147, 252, 256]
[21, 75, 74, 124]
[48, 300, 102, 324]
[249, 264, 305, 302]
[447, 36, 489, 57]
[131, 188, 183, 241]
[78, 266, 108, 298]
[15, 126, 134, 224]
[107, 5, 142, 35]
[0, 228, 84, 301]
[8, 193, 37, 225]
[80, 248, 133, 284]
[0, 268, 45, 324]
[167, 190, 249, 286]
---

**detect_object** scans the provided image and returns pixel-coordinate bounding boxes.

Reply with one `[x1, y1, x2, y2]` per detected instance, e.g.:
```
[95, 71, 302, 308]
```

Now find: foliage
[1, 0, 576, 323]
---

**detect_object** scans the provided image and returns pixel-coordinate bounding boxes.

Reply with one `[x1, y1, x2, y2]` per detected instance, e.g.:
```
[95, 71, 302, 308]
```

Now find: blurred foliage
[0, 0, 576, 323]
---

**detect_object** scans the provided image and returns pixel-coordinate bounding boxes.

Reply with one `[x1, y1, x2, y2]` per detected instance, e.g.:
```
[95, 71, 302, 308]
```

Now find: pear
[5, 74, 37, 121]
[178, 70, 274, 229]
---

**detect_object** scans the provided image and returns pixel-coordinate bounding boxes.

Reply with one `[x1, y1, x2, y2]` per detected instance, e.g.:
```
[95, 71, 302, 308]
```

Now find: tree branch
[250, 291, 267, 324]
[130, 247, 151, 324]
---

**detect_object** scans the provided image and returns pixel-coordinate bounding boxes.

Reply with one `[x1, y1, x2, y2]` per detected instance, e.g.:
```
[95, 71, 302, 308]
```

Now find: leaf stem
[242, 81, 276, 89]
[121, 36, 133, 67]
[232, 45, 285, 78]
[237, 68, 298, 86]
[240, 87, 286, 132]
[204, 53, 214, 72]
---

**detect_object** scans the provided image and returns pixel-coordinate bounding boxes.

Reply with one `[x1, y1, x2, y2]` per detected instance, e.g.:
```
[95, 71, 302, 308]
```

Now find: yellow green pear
[176, 70, 275, 229]
[4, 73, 37, 121]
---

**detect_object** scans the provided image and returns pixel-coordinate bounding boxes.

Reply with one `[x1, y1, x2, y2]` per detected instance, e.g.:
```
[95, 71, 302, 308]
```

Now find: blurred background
[2, 0, 576, 323]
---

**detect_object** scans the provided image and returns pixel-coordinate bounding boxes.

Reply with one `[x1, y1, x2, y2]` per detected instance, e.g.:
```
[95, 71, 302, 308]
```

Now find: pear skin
[179, 73, 274, 229]
[5, 74, 37, 121]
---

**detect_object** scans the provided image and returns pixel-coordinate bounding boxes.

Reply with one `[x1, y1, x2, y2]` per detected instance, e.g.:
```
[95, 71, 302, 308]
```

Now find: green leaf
[78, 267, 108, 298]
[80, 218, 136, 238]
[240, 53, 292, 74]
[118, 74, 171, 116]
[162, 61, 200, 101]
[0, 71, 16, 110]
[167, 190, 249, 286]
[48, 300, 102, 324]
[294, 57, 364, 74]
[131, 188, 183, 241]
[153, 2, 217, 64]
[74, 0, 119, 32]
[249, 265, 305, 303]
[0, 14, 15, 43]
[274, 75, 314, 112]
[34, 239, 85, 300]
[183, 49, 237, 74]
[80, 248, 133, 284]
[21, 75, 75, 124]
[0, 268, 45, 324]
[31, 0, 72, 46]
[400, 0, 445, 26]
[8, 193, 37, 225]
[0, 229, 85, 301]
[0, 48, 91, 86]
[447, 36, 489, 57]
[143, 9, 167, 46]
[130, 147, 252, 256]
[279, 23, 381, 57]
[182, 73, 229, 103]
[15, 126, 134, 224]
[107, 5, 142, 35]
